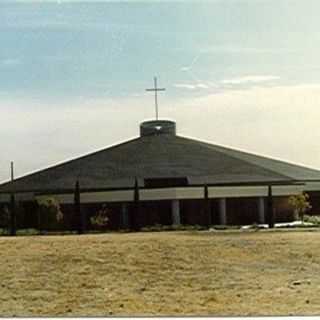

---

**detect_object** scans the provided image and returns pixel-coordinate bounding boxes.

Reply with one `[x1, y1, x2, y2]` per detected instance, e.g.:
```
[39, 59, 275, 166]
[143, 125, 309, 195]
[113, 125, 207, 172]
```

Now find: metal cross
[146, 77, 166, 120]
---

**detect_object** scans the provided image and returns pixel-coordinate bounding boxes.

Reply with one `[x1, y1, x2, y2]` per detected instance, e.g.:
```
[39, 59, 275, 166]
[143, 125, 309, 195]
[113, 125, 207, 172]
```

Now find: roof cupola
[140, 120, 176, 137]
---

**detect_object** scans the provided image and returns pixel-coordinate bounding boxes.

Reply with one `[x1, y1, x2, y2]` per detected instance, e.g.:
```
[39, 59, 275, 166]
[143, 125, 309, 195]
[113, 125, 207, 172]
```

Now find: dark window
[144, 177, 188, 188]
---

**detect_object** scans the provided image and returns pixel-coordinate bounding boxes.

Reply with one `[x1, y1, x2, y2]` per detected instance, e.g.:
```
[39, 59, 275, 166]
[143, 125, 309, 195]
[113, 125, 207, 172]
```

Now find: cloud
[180, 55, 200, 72]
[173, 83, 210, 90]
[198, 45, 298, 55]
[196, 83, 210, 89]
[221, 75, 280, 85]
[174, 75, 280, 91]
[0, 58, 21, 68]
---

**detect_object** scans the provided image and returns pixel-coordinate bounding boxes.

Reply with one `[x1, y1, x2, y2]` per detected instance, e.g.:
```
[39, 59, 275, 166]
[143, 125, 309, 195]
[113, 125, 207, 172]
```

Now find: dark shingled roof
[1, 120, 320, 193]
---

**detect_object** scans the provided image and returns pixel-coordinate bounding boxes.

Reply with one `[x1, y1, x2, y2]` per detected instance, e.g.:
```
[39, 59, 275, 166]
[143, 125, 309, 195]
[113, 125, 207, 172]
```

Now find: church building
[1, 78, 320, 233]
[1, 118, 320, 232]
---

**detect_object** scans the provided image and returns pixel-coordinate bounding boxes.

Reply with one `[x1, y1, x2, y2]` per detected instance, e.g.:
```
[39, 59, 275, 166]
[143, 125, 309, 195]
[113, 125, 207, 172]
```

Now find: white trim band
[34, 184, 304, 204]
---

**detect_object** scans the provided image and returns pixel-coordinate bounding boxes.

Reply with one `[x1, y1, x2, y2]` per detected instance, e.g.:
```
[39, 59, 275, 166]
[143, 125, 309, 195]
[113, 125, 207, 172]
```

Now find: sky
[1, 0, 320, 182]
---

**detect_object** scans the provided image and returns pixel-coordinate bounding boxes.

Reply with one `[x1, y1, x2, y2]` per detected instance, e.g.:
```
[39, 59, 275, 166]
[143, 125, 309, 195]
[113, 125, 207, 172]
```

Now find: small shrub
[141, 224, 164, 232]
[16, 228, 39, 236]
[141, 224, 208, 232]
[173, 224, 189, 231]
[303, 215, 320, 225]
[90, 204, 110, 228]
[211, 225, 227, 230]
[37, 197, 64, 223]
[288, 193, 312, 221]
[209, 225, 241, 231]
[0, 228, 8, 235]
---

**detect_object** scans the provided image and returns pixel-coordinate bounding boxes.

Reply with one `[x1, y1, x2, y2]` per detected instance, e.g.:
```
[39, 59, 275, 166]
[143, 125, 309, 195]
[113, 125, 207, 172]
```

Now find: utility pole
[10, 161, 16, 236]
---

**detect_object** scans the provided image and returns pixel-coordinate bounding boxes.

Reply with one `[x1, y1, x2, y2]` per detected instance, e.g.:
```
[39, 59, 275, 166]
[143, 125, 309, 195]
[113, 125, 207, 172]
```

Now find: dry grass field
[1, 229, 320, 316]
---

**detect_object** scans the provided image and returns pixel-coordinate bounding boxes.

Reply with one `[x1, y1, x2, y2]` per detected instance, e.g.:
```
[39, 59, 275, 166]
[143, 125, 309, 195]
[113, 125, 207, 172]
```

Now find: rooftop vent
[140, 120, 176, 137]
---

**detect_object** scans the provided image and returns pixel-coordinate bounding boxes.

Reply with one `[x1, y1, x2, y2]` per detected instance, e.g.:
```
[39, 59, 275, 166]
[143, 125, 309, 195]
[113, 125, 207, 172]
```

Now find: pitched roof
[1, 131, 320, 194]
